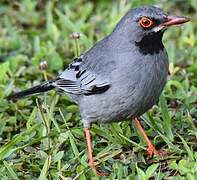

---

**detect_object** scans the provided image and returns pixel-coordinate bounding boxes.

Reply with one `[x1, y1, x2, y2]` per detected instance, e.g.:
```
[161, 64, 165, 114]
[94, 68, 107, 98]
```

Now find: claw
[145, 144, 167, 158]
[146, 144, 159, 156]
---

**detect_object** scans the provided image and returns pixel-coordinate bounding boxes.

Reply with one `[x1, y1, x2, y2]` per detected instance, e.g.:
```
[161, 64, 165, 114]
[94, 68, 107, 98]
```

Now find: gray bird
[8, 6, 190, 176]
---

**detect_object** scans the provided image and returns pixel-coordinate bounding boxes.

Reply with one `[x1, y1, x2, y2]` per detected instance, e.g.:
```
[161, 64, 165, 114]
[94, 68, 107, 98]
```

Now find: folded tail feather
[7, 80, 55, 100]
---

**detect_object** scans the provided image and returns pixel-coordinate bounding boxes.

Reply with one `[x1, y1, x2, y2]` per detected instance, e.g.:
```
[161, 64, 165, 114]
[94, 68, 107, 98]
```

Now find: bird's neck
[108, 30, 164, 54]
[135, 31, 164, 55]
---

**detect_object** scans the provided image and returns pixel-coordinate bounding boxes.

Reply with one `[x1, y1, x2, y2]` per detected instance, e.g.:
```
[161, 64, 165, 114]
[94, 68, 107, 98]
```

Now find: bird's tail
[7, 80, 55, 100]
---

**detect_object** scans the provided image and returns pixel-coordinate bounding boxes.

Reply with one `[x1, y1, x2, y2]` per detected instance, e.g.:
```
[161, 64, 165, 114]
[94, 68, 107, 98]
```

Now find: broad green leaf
[146, 163, 159, 178]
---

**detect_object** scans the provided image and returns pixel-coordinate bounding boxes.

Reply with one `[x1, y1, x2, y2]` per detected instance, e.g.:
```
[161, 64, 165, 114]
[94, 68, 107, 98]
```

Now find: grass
[0, 0, 197, 179]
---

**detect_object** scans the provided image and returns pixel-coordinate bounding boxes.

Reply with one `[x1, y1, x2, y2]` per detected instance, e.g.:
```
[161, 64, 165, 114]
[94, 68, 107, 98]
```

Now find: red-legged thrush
[8, 6, 190, 176]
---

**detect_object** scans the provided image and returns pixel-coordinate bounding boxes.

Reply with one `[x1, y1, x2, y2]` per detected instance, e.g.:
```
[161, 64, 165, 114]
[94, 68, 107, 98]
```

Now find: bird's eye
[139, 17, 154, 28]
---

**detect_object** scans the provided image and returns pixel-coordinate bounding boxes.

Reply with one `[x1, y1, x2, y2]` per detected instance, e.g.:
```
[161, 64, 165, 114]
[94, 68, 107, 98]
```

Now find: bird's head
[113, 6, 190, 54]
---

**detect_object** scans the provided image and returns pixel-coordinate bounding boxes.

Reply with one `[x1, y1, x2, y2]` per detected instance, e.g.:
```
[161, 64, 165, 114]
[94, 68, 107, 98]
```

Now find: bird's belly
[80, 59, 168, 127]
[80, 79, 165, 127]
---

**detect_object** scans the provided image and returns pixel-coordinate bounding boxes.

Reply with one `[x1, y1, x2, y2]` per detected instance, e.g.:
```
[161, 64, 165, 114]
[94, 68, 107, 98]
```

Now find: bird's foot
[89, 162, 109, 176]
[146, 144, 159, 157]
[145, 144, 167, 158]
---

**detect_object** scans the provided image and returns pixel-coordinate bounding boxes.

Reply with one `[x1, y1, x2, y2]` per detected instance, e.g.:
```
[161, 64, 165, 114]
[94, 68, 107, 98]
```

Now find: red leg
[134, 117, 158, 156]
[85, 128, 109, 176]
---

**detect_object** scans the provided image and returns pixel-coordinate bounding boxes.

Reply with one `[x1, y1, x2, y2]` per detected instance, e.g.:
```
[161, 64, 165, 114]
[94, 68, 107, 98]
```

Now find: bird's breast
[108, 50, 168, 116]
[80, 50, 168, 126]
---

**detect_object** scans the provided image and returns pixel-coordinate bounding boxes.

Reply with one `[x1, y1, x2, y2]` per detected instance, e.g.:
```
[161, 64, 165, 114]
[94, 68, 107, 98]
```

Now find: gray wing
[52, 56, 110, 95]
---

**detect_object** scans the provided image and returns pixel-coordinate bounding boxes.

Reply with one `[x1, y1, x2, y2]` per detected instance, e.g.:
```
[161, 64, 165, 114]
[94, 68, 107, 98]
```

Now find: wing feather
[53, 56, 110, 95]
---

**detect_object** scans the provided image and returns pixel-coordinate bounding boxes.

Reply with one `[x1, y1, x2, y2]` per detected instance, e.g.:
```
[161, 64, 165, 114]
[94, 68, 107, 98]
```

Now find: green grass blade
[177, 134, 194, 161]
[159, 133, 182, 154]
[118, 133, 146, 150]
[159, 94, 174, 141]
[0, 123, 41, 160]
[3, 161, 20, 180]
[38, 155, 52, 180]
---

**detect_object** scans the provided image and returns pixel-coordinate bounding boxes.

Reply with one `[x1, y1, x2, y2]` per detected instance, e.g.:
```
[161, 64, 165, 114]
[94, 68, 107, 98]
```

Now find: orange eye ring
[139, 17, 154, 28]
